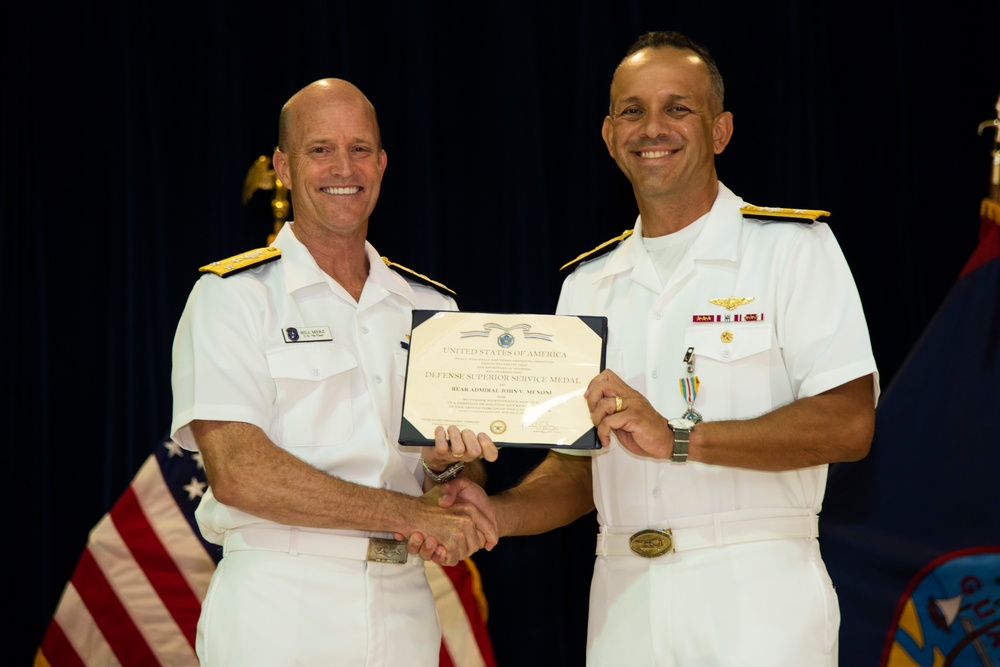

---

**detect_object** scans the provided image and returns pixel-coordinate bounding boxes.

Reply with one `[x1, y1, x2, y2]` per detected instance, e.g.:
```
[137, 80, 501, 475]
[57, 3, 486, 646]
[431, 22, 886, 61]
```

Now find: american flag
[35, 438, 496, 667]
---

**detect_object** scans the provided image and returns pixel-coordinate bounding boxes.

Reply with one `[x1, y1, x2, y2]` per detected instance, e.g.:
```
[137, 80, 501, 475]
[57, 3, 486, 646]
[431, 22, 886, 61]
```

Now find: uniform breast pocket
[684, 324, 773, 417]
[266, 344, 358, 447]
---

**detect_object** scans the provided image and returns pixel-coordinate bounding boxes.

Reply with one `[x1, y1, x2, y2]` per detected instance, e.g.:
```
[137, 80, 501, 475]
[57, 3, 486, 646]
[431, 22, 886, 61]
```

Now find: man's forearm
[494, 452, 594, 537]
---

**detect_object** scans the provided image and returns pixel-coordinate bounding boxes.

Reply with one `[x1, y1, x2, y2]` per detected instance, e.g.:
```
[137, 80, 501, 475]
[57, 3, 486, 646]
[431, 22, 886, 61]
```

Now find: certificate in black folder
[399, 311, 607, 449]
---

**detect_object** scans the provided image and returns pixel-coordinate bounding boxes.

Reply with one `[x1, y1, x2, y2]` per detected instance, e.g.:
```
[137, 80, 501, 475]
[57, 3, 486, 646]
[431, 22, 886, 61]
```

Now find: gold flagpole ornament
[242, 154, 291, 244]
[976, 92, 999, 207]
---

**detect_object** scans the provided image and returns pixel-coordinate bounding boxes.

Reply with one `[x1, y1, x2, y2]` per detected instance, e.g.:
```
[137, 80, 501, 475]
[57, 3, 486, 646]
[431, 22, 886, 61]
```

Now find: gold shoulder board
[382, 257, 456, 297]
[559, 229, 633, 272]
[199, 246, 282, 278]
[740, 205, 830, 223]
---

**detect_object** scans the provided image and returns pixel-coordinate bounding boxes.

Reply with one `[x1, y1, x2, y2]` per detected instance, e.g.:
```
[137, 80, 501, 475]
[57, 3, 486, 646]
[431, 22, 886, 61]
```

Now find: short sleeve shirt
[555, 183, 879, 529]
[170, 222, 457, 543]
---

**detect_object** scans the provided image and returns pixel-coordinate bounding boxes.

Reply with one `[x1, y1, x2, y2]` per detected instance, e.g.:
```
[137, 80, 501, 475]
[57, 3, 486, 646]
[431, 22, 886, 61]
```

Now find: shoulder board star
[559, 229, 633, 273]
[740, 204, 830, 224]
[199, 246, 282, 278]
[382, 257, 456, 297]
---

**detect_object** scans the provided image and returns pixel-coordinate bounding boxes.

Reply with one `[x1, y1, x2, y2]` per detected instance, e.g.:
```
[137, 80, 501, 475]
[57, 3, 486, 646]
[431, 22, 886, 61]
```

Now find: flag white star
[184, 477, 207, 500]
[164, 440, 184, 458]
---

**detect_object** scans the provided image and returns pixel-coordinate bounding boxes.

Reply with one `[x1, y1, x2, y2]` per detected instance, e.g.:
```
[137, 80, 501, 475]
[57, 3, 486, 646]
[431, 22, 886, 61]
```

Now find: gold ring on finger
[614, 395, 623, 413]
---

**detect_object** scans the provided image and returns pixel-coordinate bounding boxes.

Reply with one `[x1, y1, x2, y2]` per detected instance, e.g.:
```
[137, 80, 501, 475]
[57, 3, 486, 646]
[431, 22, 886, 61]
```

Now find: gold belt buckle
[367, 537, 408, 564]
[628, 529, 674, 558]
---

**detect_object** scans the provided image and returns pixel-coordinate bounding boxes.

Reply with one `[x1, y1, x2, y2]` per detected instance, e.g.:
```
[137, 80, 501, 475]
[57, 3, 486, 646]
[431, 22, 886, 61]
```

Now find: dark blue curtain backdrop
[7, 1, 999, 665]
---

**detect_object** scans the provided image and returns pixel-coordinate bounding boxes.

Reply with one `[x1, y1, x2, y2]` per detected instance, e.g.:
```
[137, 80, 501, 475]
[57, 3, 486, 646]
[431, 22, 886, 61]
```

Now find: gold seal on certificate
[399, 311, 608, 449]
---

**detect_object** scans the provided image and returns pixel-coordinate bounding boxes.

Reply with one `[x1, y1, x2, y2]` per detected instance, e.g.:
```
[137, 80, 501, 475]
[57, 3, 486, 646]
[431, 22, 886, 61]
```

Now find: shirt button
[721, 349, 732, 359]
[310, 368, 320, 377]
[361, 325, 370, 334]
[374, 375, 383, 383]
[651, 370, 659, 379]
[653, 312, 662, 320]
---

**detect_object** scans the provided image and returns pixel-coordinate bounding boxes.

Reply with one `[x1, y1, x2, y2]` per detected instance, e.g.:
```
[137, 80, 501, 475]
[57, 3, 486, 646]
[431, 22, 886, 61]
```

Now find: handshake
[394, 424, 501, 567]
[393, 369, 655, 565]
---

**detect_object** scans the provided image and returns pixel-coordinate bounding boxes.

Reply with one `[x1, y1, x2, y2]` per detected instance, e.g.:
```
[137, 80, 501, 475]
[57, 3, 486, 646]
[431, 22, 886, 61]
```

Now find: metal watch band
[421, 459, 466, 483]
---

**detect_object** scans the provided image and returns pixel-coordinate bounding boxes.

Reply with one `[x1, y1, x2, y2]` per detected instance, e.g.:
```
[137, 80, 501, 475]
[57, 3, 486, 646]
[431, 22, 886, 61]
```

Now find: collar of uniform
[365, 243, 419, 306]
[693, 182, 743, 263]
[274, 223, 418, 304]
[600, 221, 659, 291]
[589, 182, 744, 287]
[271, 222, 327, 294]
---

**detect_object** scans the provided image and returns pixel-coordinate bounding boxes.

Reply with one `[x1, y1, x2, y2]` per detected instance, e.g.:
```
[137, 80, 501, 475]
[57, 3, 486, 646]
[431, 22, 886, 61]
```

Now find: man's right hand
[399, 477, 497, 565]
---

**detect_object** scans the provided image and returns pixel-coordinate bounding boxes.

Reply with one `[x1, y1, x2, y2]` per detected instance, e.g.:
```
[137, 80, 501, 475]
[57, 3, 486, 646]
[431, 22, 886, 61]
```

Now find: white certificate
[399, 311, 607, 449]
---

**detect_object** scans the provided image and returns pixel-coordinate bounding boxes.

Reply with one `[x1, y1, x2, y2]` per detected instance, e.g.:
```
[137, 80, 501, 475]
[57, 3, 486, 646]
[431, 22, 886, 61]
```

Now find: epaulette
[559, 229, 633, 273]
[740, 204, 830, 223]
[382, 257, 456, 297]
[199, 246, 282, 278]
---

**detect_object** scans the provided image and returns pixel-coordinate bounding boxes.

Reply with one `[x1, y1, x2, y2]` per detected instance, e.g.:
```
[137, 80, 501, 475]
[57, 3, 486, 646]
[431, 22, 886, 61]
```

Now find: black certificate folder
[399, 311, 608, 449]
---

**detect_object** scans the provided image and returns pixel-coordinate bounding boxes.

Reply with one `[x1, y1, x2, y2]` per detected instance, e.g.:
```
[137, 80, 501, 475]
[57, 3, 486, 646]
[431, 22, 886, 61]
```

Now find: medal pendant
[683, 407, 702, 424]
[678, 368, 702, 424]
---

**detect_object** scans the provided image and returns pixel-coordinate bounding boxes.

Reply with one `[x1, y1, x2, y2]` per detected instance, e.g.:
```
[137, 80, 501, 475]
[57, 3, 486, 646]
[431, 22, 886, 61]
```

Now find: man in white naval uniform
[426, 31, 879, 666]
[171, 78, 499, 666]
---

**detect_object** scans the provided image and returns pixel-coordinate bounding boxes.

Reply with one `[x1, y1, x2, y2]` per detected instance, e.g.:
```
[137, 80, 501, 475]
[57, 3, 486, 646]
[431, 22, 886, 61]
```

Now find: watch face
[670, 418, 695, 430]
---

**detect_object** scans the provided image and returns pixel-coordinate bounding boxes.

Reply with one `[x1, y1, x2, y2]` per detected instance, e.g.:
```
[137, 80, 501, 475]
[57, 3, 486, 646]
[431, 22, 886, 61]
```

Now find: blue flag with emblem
[821, 196, 1000, 666]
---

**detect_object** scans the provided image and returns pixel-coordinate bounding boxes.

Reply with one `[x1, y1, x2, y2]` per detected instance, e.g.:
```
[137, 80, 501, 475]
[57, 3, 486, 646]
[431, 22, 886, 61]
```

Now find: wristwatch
[421, 459, 466, 483]
[667, 418, 696, 463]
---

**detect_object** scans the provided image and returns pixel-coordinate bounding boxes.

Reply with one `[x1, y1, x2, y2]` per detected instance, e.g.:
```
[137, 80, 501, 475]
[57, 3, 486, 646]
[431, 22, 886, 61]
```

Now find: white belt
[596, 510, 819, 558]
[224, 526, 409, 564]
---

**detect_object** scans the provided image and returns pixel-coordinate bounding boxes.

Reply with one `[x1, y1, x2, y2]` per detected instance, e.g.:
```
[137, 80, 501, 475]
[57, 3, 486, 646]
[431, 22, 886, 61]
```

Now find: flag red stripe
[72, 548, 161, 665]
[441, 560, 497, 667]
[39, 444, 497, 667]
[958, 214, 1000, 278]
[438, 643, 457, 667]
[112, 485, 202, 647]
[455, 580, 494, 665]
[36, 616, 85, 667]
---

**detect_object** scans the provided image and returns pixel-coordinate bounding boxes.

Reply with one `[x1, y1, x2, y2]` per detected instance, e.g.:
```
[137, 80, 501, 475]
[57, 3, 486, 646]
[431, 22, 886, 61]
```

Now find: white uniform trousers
[587, 538, 839, 666]
[197, 547, 440, 666]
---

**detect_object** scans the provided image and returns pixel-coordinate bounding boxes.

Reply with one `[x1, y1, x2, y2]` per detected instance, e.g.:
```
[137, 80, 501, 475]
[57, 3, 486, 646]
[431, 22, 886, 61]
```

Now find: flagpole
[977, 92, 1000, 204]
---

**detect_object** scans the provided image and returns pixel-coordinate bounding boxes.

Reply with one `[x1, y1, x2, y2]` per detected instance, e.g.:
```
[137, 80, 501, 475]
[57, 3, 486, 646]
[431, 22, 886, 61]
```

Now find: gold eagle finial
[242, 155, 275, 204]
[243, 154, 291, 244]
